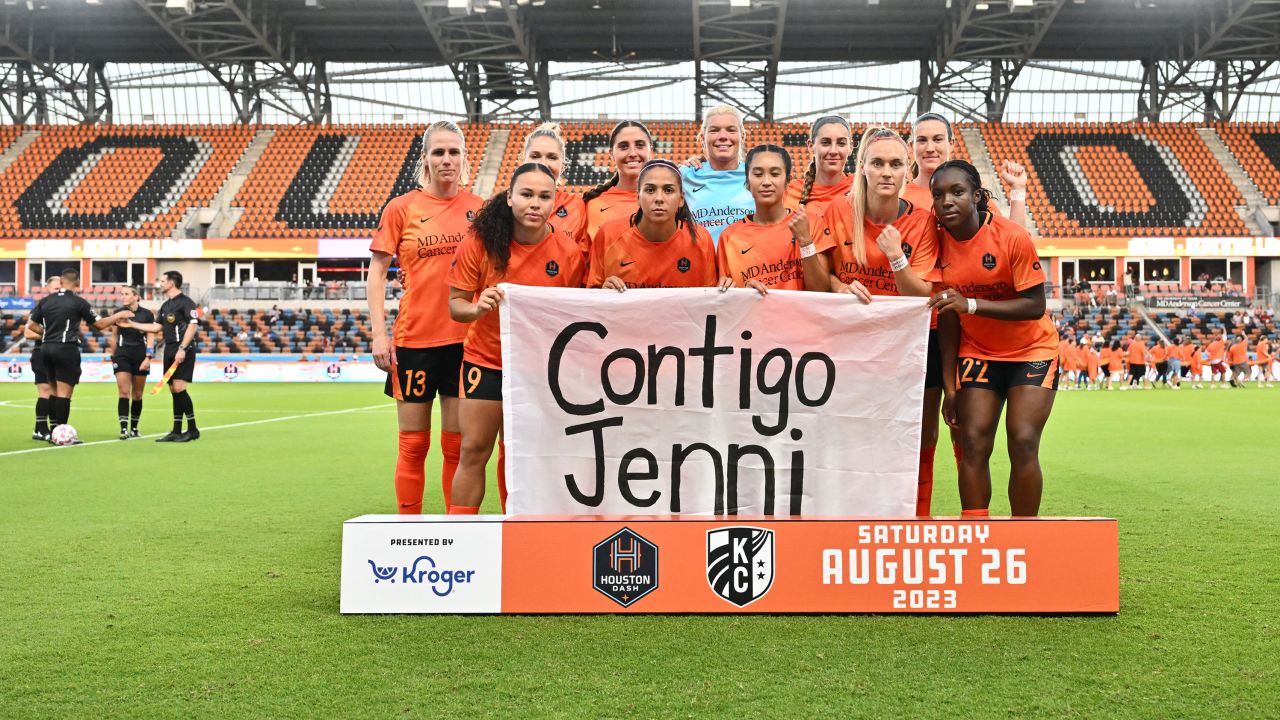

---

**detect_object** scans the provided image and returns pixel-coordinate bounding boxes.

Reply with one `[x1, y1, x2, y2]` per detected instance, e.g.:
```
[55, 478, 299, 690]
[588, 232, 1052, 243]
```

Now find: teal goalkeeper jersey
[680, 163, 755, 246]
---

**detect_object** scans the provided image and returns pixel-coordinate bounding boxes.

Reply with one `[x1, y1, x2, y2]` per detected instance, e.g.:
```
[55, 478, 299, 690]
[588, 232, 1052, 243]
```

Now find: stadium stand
[1215, 122, 1280, 206]
[229, 123, 491, 238]
[0, 125, 254, 238]
[980, 123, 1250, 237]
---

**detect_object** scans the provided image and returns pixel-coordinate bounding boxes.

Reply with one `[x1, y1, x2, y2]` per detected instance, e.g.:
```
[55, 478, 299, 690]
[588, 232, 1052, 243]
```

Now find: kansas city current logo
[545, 260, 560, 278]
[707, 527, 774, 607]
[677, 257, 692, 273]
[982, 252, 997, 270]
[367, 556, 476, 597]
[593, 528, 658, 607]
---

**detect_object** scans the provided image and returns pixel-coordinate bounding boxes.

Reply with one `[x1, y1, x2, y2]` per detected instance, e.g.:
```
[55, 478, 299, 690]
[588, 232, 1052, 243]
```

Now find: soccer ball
[50, 424, 78, 446]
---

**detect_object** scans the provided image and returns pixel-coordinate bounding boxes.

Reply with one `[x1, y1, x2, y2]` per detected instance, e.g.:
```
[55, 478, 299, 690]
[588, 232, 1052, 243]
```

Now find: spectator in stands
[268, 305, 280, 326]
[1105, 284, 1118, 307]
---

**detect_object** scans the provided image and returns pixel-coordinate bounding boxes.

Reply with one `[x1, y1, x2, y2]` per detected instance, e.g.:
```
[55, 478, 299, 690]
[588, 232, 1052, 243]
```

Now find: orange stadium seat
[0, 124, 254, 239]
[1214, 122, 1280, 205]
[980, 122, 1248, 237]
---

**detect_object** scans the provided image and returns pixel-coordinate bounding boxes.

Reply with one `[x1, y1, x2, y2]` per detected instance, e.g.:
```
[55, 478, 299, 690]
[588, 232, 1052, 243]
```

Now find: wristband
[966, 298, 978, 315]
[800, 244, 818, 259]
[1008, 188, 1026, 202]
[889, 254, 910, 272]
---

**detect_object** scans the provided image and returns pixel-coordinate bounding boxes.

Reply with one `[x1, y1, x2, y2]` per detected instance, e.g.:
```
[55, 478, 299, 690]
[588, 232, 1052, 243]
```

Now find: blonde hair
[850, 126, 910, 268]
[416, 120, 470, 188]
[522, 122, 565, 157]
[698, 104, 747, 163]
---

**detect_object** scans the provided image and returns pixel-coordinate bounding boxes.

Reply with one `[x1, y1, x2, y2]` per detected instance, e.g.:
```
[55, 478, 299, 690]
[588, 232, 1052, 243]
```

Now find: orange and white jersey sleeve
[372, 189, 483, 348]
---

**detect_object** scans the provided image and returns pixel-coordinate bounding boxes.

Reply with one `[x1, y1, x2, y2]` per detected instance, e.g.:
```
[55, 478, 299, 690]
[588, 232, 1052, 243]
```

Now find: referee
[156, 270, 201, 442]
[109, 286, 156, 439]
[25, 275, 62, 441]
[25, 269, 133, 439]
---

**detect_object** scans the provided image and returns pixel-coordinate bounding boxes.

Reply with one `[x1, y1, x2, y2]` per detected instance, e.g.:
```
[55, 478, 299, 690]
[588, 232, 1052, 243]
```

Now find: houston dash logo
[706, 527, 774, 607]
[592, 528, 658, 607]
[367, 556, 476, 597]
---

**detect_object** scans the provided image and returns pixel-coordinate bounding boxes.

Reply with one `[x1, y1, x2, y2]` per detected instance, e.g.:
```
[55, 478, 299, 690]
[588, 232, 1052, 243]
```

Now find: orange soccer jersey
[784, 174, 853, 219]
[1206, 339, 1225, 364]
[371, 188, 484, 348]
[812, 199, 940, 295]
[1256, 339, 1272, 365]
[1189, 347, 1204, 374]
[937, 213, 1056, 362]
[1086, 347, 1101, 378]
[444, 228, 587, 370]
[585, 187, 639, 239]
[553, 191, 590, 251]
[1227, 340, 1248, 365]
[587, 218, 718, 289]
[1127, 340, 1148, 365]
[1149, 344, 1168, 364]
[716, 214, 805, 290]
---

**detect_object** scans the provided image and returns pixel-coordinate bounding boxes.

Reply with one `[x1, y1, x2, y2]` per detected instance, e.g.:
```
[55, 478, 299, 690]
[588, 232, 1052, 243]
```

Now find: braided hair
[799, 115, 852, 206]
[930, 159, 991, 215]
[632, 159, 699, 245]
[583, 120, 653, 203]
[471, 162, 556, 274]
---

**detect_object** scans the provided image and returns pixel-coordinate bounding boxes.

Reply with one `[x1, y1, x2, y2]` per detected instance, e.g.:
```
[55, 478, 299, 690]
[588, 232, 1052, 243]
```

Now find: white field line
[0, 403, 389, 458]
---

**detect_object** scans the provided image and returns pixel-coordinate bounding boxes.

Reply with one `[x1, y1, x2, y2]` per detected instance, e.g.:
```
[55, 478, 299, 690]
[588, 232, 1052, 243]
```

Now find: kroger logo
[367, 556, 476, 597]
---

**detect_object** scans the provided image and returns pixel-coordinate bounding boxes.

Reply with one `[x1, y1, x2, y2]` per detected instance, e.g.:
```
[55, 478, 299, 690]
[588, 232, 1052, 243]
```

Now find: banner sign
[1146, 295, 1250, 310]
[1, 357, 383, 383]
[0, 297, 34, 310]
[500, 286, 932, 517]
[339, 515, 1120, 614]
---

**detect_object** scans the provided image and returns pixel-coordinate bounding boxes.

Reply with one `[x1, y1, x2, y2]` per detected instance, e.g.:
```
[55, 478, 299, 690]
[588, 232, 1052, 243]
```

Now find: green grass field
[1, 382, 1276, 718]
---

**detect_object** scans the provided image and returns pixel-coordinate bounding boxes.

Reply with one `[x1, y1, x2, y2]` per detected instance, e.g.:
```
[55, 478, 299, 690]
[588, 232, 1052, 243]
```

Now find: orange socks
[394, 431, 430, 514]
[961, 508, 990, 518]
[448, 505, 479, 515]
[497, 441, 508, 513]
[916, 445, 936, 516]
[440, 430, 462, 514]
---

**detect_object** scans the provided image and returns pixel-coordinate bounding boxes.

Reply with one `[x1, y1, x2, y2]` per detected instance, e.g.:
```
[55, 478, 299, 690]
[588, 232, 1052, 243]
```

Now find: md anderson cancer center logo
[593, 528, 659, 607]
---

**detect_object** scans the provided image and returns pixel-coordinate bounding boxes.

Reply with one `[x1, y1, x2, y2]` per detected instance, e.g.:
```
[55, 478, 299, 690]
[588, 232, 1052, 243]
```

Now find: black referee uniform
[157, 292, 201, 441]
[112, 304, 155, 436]
[30, 334, 51, 438]
[28, 289, 100, 428]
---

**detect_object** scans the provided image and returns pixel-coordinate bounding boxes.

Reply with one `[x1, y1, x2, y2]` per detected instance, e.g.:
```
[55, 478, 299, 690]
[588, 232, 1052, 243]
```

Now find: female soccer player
[521, 122, 590, 249]
[927, 160, 1058, 517]
[109, 286, 155, 439]
[589, 159, 718, 290]
[446, 163, 587, 514]
[718, 145, 807, 292]
[802, 126, 941, 515]
[583, 120, 653, 238]
[785, 115, 853, 219]
[904, 112, 1029, 226]
[369, 120, 483, 514]
[681, 105, 755, 245]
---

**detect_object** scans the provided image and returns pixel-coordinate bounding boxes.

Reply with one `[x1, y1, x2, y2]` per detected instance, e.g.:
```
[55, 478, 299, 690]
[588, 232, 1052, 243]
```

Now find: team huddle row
[370, 107, 1056, 520]
[1056, 332, 1275, 391]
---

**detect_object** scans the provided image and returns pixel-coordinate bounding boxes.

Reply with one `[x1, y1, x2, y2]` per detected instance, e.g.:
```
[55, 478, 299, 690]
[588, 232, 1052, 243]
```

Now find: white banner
[500, 285, 931, 517]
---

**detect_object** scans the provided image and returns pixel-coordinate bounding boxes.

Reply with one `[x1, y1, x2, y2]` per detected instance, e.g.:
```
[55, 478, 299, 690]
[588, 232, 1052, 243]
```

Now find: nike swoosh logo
[843, 240, 853, 246]
[1026, 373, 1042, 379]
[419, 216, 433, 224]
[599, 206, 613, 212]
[939, 263, 951, 270]
[740, 246, 753, 255]
[619, 260, 636, 267]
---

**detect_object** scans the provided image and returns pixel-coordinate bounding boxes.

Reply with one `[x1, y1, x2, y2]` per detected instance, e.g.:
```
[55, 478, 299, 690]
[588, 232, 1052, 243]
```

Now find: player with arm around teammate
[108, 286, 157, 438]
[927, 161, 1058, 518]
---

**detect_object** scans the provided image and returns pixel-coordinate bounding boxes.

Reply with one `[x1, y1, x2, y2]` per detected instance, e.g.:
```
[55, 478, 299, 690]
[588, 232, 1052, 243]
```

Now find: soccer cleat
[119, 430, 130, 441]
[155, 432, 187, 443]
[130, 429, 140, 438]
[182, 429, 201, 442]
[32, 431, 49, 442]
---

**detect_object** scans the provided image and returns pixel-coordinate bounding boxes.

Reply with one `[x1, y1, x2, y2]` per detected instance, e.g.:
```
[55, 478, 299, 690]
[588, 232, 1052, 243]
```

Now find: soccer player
[1127, 334, 1150, 390]
[108, 286, 156, 439]
[25, 268, 132, 439]
[589, 159, 718, 290]
[717, 145, 807, 293]
[1227, 334, 1249, 388]
[680, 105, 754, 245]
[1206, 332, 1227, 388]
[583, 120, 653, 238]
[128, 271, 201, 442]
[1255, 336, 1274, 387]
[784, 115, 853, 218]
[927, 160, 1058, 518]
[521, 122, 590, 250]
[369, 120, 483, 514]
[903, 112, 1029, 227]
[445, 163, 588, 515]
[25, 274, 61, 441]
[802, 126, 941, 514]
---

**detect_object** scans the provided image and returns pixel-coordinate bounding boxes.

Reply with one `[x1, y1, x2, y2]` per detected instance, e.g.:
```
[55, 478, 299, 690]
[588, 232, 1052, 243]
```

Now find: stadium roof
[9, 0, 1280, 64]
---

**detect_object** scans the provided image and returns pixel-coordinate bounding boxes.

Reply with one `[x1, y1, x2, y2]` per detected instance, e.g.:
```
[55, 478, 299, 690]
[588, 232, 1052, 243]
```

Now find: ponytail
[471, 162, 556, 274]
[803, 115, 851, 203]
[583, 172, 619, 204]
[584, 120, 653, 203]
